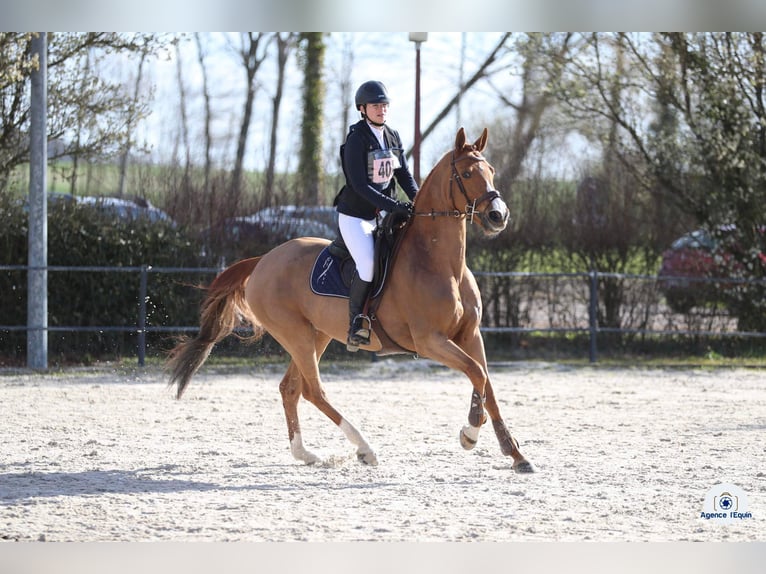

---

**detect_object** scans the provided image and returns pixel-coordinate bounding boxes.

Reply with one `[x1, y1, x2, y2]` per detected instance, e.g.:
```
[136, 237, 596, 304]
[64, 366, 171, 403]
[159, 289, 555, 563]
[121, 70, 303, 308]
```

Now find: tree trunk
[174, 39, 191, 175]
[230, 33, 268, 213]
[297, 32, 325, 205]
[195, 34, 213, 228]
[118, 50, 147, 198]
[265, 33, 295, 207]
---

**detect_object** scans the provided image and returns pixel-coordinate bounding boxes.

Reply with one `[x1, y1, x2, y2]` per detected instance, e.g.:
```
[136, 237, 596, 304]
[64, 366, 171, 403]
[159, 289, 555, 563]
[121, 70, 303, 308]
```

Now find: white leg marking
[340, 418, 378, 466]
[290, 432, 320, 465]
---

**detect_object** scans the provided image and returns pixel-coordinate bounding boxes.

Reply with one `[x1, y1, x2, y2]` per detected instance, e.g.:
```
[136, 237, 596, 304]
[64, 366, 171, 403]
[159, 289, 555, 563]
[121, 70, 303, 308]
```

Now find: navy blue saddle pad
[310, 246, 386, 299]
[310, 246, 352, 298]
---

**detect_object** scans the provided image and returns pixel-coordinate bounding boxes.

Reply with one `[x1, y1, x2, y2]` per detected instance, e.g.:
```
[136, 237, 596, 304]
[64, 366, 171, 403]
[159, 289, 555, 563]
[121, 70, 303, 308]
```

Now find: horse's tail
[165, 256, 264, 399]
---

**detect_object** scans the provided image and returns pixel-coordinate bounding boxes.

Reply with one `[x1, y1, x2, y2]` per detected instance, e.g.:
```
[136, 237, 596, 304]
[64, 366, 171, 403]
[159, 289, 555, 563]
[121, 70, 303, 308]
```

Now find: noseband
[414, 150, 501, 222]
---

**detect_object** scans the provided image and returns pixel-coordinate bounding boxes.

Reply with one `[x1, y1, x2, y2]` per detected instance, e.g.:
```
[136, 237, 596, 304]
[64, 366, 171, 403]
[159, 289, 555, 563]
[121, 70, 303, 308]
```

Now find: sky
[138, 33, 518, 178]
[7, 2, 766, 183]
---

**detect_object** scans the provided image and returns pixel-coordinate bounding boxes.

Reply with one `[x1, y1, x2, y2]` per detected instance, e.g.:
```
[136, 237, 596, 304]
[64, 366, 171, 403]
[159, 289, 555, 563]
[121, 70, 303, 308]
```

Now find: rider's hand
[392, 201, 413, 216]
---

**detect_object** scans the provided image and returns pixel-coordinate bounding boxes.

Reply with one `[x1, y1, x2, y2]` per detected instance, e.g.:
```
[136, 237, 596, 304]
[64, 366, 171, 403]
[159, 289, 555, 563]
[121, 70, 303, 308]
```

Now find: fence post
[27, 33, 48, 370]
[137, 265, 149, 366]
[589, 270, 598, 363]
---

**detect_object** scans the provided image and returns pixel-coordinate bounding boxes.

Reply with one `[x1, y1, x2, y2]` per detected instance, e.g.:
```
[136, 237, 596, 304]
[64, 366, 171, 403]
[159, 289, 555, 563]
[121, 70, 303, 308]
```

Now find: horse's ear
[455, 127, 466, 151]
[473, 128, 488, 152]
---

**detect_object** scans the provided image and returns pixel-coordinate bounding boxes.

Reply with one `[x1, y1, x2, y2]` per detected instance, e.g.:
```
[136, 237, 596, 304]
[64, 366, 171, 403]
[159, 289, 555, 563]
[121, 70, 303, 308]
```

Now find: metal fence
[0, 264, 220, 366]
[2, 264, 765, 365]
[474, 269, 766, 360]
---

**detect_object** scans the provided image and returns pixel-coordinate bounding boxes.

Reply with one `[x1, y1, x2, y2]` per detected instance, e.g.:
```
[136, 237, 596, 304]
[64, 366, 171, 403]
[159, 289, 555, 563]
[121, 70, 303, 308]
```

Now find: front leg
[491, 418, 535, 473]
[484, 380, 536, 473]
[410, 332, 492, 452]
[459, 389, 487, 450]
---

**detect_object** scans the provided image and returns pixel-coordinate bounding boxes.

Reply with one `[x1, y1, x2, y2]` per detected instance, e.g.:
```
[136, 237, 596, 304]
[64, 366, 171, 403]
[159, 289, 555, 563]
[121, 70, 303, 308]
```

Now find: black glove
[391, 201, 413, 216]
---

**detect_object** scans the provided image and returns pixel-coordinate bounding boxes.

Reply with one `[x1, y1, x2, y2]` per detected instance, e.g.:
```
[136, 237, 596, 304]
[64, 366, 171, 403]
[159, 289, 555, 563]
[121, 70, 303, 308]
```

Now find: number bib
[368, 149, 401, 185]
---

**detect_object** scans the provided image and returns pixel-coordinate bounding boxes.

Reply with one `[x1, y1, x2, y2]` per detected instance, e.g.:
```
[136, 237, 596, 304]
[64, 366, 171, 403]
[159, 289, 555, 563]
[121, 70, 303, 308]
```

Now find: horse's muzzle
[481, 196, 510, 235]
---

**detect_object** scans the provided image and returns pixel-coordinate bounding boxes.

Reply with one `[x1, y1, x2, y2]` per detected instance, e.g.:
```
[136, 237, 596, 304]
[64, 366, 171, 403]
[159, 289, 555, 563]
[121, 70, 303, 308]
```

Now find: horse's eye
[462, 171, 471, 179]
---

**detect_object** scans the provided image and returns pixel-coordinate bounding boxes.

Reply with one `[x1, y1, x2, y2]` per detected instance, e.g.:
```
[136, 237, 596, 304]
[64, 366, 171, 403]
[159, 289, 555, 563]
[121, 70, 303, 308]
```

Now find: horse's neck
[405, 173, 468, 278]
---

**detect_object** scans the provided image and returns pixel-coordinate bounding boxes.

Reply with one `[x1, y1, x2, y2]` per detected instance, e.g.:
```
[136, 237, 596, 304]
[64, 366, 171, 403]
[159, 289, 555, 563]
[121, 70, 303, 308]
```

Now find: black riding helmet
[355, 80, 390, 109]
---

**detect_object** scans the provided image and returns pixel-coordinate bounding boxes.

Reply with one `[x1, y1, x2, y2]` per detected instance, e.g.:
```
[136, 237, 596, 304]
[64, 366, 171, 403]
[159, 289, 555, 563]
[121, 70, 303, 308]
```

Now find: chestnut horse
[166, 128, 534, 473]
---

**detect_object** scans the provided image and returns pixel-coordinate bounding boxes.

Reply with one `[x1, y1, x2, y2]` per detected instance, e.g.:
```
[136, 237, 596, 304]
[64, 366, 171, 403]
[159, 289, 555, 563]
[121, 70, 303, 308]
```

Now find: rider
[335, 80, 419, 351]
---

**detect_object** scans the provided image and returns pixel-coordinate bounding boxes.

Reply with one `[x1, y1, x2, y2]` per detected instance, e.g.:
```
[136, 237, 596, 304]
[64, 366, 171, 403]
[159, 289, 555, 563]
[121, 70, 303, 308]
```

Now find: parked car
[199, 211, 336, 263]
[226, 213, 335, 243]
[658, 226, 765, 313]
[252, 205, 339, 232]
[75, 196, 175, 226]
[18, 192, 76, 211]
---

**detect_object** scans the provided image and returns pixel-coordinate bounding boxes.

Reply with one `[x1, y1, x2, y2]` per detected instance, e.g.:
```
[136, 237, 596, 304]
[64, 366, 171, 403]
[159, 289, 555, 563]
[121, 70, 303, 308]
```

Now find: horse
[166, 127, 534, 473]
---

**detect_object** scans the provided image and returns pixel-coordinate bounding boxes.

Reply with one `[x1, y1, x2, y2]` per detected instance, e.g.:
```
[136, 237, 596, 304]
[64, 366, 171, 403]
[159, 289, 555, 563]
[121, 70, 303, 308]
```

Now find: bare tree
[117, 46, 149, 198]
[416, 33, 512, 155]
[0, 33, 42, 191]
[195, 33, 213, 225]
[0, 32, 166, 193]
[542, 32, 766, 331]
[264, 32, 297, 207]
[174, 35, 191, 175]
[68, 46, 93, 195]
[228, 32, 270, 211]
[338, 34, 355, 168]
[492, 33, 576, 182]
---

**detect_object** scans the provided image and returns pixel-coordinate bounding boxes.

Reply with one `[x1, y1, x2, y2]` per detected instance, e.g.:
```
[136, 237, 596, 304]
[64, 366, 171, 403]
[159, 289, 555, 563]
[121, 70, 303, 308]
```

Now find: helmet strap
[361, 105, 386, 127]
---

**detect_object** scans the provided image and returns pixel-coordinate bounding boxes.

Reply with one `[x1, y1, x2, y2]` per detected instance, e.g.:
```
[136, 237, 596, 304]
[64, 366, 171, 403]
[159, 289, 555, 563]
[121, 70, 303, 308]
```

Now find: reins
[413, 150, 501, 223]
[372, 139, 502, 356]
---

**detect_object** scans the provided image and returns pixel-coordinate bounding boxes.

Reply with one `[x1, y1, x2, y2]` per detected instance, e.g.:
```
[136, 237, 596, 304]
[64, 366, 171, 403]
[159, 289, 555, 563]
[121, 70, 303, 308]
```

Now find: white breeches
[338, 213, 377, 282]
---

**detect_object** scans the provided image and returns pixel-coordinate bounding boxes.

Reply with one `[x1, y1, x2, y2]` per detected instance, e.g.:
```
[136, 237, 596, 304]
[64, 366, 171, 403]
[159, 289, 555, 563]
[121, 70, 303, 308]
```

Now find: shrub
[0, 196, 206, 364]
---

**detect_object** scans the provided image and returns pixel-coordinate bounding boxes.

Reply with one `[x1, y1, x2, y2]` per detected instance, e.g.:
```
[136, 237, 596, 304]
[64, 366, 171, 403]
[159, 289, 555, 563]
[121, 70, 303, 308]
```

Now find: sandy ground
[0, 359, 764, 543]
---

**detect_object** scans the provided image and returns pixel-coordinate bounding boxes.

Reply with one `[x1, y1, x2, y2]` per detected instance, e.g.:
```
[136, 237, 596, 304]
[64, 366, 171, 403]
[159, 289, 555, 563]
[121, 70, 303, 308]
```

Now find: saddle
[310, 211, 411, 301]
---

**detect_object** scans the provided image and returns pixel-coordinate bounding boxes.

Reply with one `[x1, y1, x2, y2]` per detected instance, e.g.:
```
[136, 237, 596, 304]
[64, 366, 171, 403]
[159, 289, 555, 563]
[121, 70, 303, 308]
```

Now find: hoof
[357, 450, 378, 466]
[291, 435, 321, 465]
[459, 425, 479, 450]
[513, 460, 536, 474]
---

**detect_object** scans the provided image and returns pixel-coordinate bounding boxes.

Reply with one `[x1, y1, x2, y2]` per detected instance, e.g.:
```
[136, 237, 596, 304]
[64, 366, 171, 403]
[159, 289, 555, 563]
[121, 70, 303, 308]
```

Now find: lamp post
[409, 32, 428, 184]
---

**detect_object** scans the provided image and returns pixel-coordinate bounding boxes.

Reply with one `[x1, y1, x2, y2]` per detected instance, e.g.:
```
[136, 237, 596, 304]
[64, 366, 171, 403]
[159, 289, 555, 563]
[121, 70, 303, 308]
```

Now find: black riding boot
[347, 274, 373, 351]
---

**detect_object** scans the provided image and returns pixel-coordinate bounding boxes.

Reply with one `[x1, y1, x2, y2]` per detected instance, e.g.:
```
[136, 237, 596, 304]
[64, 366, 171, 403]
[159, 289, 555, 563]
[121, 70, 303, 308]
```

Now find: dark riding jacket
[335, 120, 419, 220]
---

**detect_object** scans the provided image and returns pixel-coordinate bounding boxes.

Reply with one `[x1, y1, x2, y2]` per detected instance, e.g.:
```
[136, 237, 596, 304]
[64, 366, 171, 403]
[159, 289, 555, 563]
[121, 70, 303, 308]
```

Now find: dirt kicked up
[0, 360, 763, 542]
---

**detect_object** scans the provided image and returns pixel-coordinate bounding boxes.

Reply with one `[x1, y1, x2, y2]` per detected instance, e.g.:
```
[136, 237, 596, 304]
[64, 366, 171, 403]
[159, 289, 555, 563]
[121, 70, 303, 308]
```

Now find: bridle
[414, 150, 502, 223]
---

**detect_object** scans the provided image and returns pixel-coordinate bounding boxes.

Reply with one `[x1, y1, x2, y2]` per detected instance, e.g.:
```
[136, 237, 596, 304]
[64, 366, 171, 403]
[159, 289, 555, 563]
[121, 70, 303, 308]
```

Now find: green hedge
[0, 196, 208, 364]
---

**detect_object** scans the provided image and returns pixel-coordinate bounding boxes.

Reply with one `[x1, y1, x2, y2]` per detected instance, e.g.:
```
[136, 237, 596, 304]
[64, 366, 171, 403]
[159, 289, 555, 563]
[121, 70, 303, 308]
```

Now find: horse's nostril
[489, 210, 505, 225]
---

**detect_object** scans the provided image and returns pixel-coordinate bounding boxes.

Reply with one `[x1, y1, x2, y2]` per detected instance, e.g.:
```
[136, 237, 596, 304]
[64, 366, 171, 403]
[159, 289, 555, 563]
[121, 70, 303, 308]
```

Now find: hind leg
[245, 240, 378, 464]
[277, 327, 377, 465]
[279, 361, 320, 465]
[299, 332, 378, 465]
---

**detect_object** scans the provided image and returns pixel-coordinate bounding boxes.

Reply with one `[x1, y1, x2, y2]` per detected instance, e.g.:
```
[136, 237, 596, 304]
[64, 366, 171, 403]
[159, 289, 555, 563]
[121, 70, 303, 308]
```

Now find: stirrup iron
[347, 314, 371, 351]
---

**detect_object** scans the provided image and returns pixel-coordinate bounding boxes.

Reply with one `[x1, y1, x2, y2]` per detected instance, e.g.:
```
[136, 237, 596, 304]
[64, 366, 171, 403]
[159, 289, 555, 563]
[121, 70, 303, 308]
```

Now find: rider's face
[364, 103, 388, 124]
